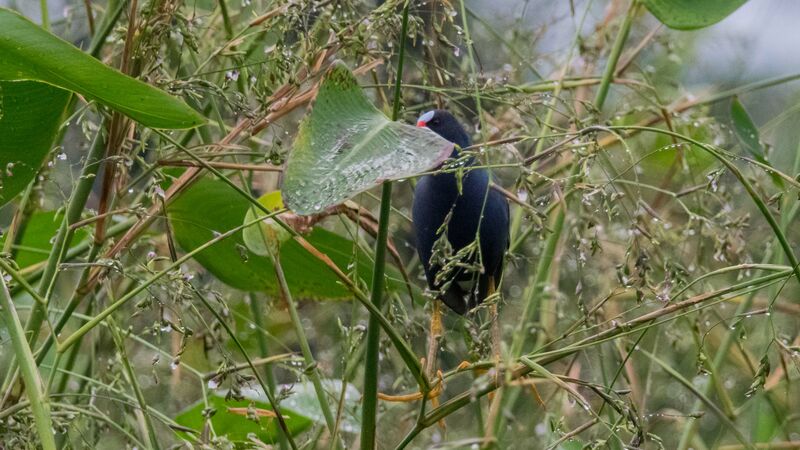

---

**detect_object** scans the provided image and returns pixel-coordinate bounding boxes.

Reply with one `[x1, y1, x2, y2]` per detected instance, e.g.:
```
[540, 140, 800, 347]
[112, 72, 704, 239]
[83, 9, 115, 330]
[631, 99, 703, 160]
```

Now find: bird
[412, 109, 510, 315]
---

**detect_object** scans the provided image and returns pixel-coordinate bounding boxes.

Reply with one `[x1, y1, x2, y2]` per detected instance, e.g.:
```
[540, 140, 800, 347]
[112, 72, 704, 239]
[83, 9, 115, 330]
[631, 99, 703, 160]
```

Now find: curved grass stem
[639, 349, 753, 449]
[604, 125, 800, 286]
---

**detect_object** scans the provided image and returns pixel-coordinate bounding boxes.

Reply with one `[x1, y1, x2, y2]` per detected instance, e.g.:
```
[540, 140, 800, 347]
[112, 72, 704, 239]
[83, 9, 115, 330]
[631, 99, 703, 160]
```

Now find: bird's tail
[440, 276, 481, 315]
[440, 283, 469, 315]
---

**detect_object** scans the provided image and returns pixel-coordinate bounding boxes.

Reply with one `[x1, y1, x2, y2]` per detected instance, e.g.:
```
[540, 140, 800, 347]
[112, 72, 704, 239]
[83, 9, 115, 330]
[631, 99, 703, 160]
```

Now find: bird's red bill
[416, 111, 435, 128]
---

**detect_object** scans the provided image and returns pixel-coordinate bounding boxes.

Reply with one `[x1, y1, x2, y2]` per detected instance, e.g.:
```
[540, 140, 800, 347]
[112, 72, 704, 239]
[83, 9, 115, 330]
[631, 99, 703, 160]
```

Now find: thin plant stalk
[593, 3, 640, 110]
[360, 3, 410, 449]
[491, 0, 640, 441]
[273, 255, 338, 436]
[53, 402, 144, 447]
[33, 244, 103, 365]
[55, 210, 285, 353]
[1, 124, 106, 398]
[54, 302, 93, 395]
[458, 0, 486, 137]
[639, 349, 753, 449]
[3, 181, 36, 256]
[109, 318, 162, 450]
[676, 138, 800, 449]
[193, 288, 298, 449]
[296, 235, 428, 391]
[43, 360, 197, 439]
[28, 126, 105, 329]
[0, 272, 56, 450]
[9, 218, 134, 296]
[246, 293, 286, 439]
[39, 0, 49, 31]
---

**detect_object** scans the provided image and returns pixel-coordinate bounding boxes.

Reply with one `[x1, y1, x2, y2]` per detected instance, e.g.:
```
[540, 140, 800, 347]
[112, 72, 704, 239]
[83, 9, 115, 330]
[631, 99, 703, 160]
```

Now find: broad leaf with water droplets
[283, 61, 453, 215]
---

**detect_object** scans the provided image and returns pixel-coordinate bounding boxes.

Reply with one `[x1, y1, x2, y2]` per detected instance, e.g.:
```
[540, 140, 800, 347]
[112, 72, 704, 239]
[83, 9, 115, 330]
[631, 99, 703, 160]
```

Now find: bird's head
[416, 109, 471, 151]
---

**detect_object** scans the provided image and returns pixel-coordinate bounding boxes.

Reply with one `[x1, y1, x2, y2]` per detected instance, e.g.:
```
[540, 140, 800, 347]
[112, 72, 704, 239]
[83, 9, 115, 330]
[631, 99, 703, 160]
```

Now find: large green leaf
[174, 393, 312, 444]
[642, 0, 748, 30]
[168, 177, 405, 299]
[282, 61, 453, 215]
[0, 8, 203, 129]
[0, 81, 70, 204]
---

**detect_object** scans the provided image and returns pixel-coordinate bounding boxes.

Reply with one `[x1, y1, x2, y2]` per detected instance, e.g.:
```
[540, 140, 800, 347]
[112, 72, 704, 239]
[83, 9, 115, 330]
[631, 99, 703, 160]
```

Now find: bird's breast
[413, 169, 489, 249]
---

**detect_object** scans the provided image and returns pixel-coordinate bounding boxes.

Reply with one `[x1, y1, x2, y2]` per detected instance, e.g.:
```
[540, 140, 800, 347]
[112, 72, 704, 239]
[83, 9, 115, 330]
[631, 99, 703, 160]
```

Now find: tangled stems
[396, 267, 791, 449]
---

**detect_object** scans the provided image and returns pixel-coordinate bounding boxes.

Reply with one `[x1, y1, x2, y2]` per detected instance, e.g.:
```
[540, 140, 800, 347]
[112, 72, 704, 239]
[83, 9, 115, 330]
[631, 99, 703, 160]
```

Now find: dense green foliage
[0, 0, 798, 449]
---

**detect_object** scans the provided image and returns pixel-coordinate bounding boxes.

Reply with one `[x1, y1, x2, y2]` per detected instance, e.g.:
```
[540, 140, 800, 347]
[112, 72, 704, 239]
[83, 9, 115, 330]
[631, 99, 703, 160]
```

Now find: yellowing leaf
[243, 191, 292, 257]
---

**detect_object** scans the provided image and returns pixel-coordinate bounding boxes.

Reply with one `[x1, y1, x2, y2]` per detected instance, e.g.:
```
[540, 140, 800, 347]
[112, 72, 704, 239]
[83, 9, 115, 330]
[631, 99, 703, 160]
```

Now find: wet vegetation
[0, 0, 799, 449]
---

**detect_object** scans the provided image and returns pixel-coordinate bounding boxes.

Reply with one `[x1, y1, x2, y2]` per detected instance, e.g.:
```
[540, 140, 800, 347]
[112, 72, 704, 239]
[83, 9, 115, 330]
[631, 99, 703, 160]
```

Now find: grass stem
[361, 3, 410, 449]
[0, 272, 55, 450]
[274, 256, 338, 438]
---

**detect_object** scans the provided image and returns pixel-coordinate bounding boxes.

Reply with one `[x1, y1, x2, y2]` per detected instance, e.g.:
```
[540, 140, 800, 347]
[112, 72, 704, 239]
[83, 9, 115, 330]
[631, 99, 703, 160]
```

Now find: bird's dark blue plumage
[412, 110, 510, 315]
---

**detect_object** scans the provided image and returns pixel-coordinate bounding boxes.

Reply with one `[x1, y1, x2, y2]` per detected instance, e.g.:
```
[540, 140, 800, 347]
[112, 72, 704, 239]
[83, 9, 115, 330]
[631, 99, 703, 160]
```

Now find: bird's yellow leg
[377, 302, 445, 415]
[456, 277, 502, 373]
[425, 300, 443, 375]
[455, 360, 472, 371]
[484, 277, 503, 445]
[425, 301, 445, 430]
[377, 371, 444, 402]
[484, 277, 501, 401]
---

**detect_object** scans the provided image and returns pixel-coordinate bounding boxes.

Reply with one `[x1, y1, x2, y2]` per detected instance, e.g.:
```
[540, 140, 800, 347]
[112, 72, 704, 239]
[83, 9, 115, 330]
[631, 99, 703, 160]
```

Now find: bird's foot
[455, 360, 472, 371]
[377, 370, 444, 403]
